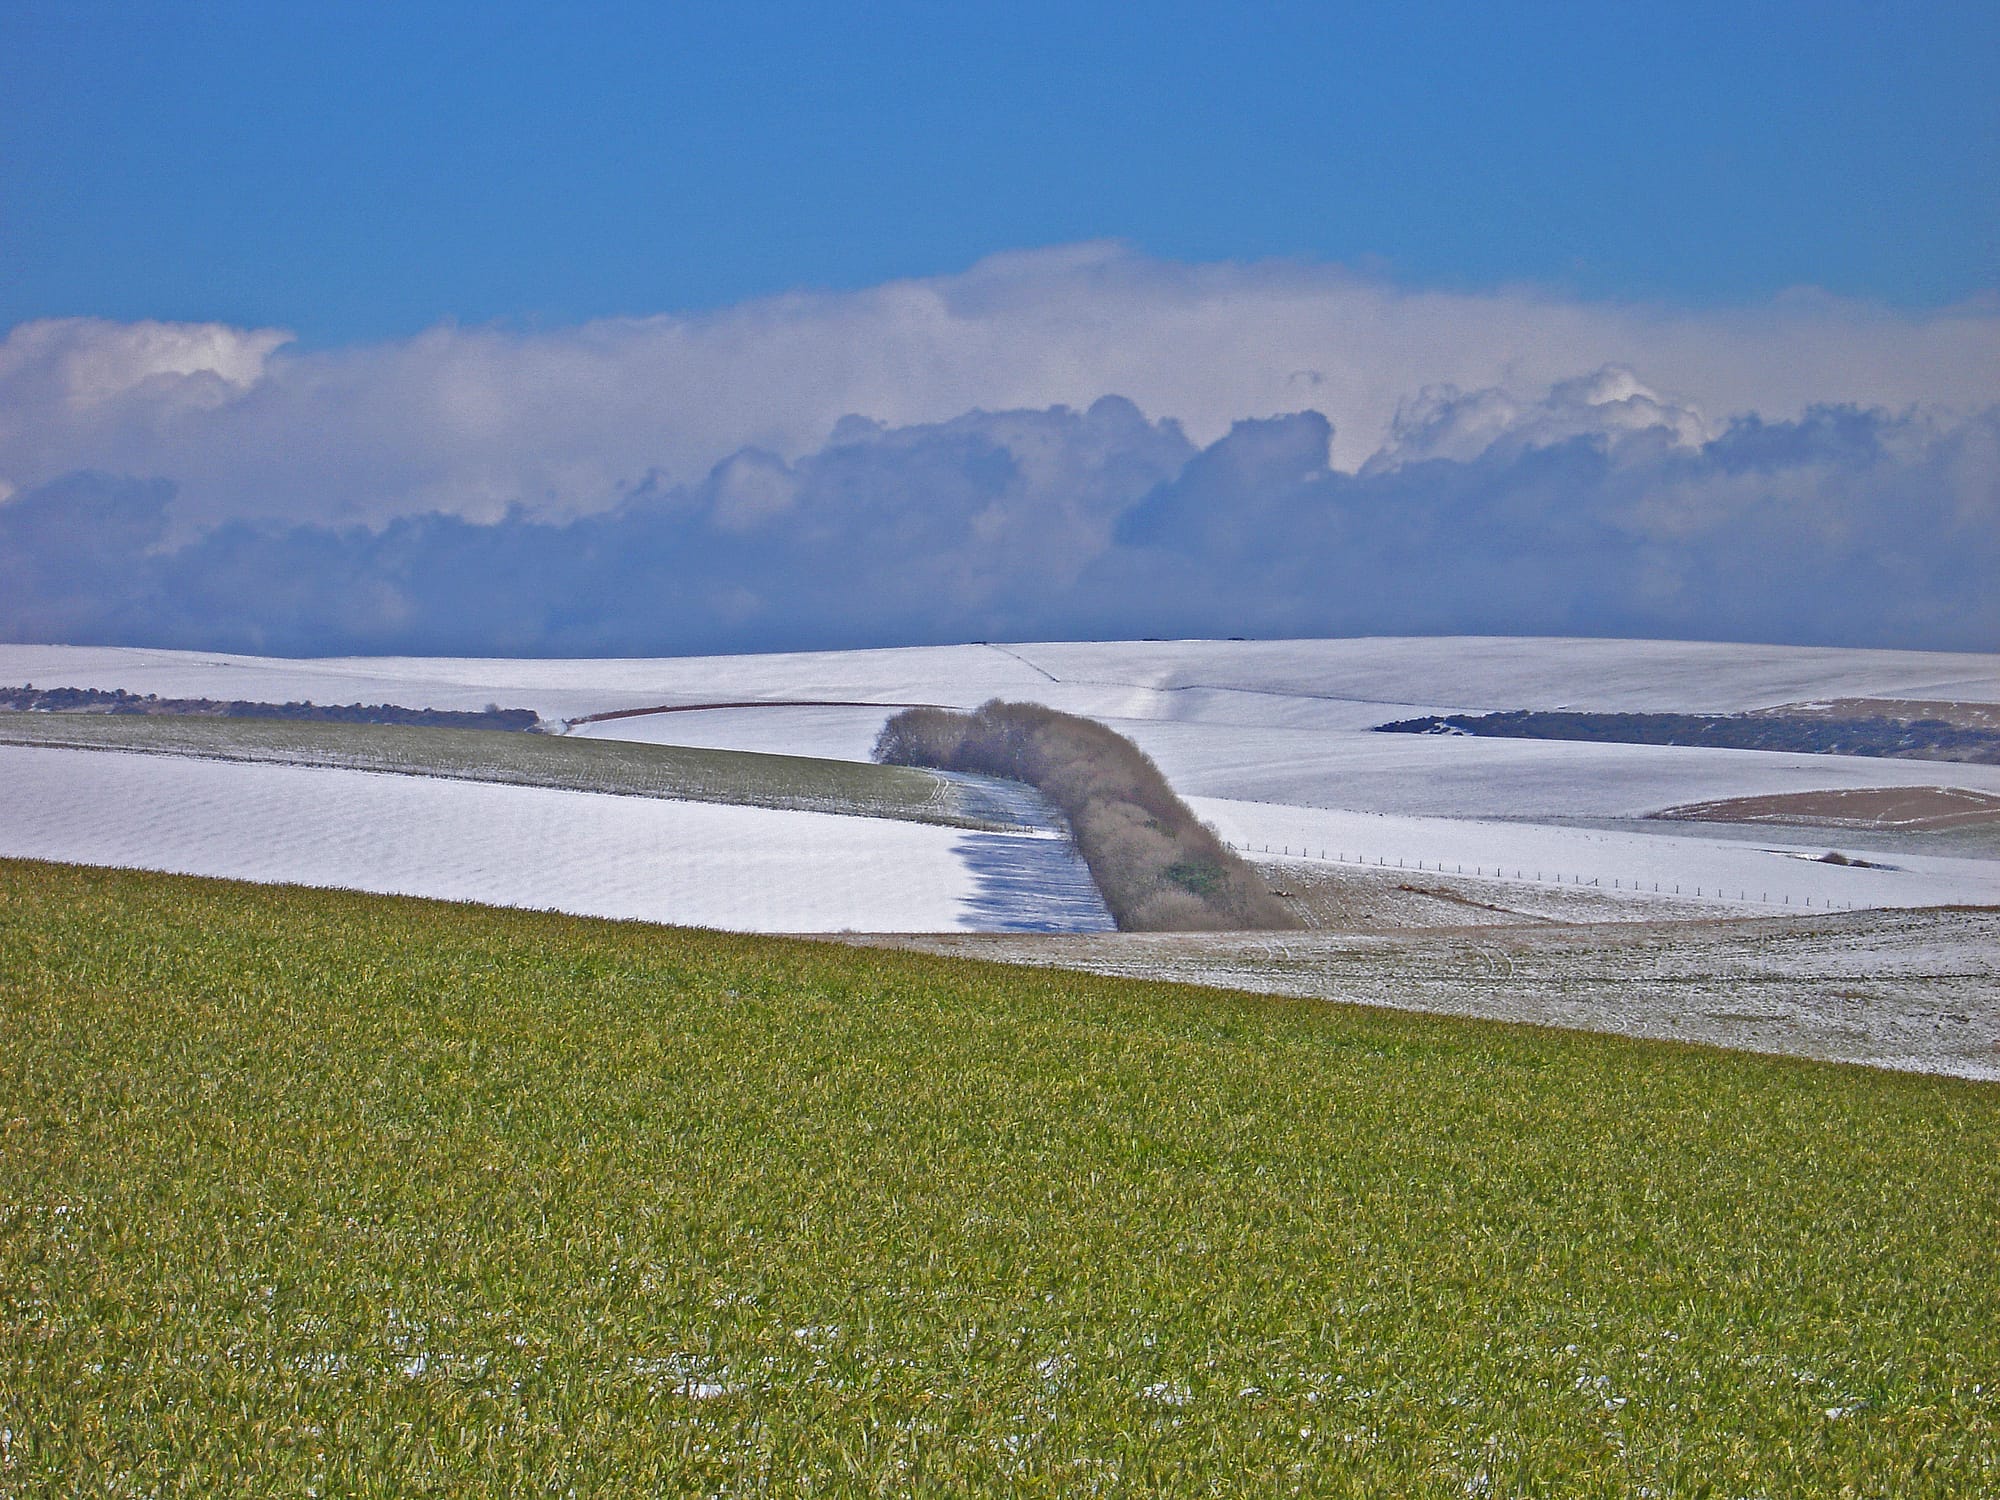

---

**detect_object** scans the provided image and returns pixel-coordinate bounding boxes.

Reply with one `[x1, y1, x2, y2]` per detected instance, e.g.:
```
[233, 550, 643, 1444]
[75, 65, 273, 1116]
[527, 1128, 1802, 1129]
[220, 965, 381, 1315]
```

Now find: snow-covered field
[4, 635, 1999, 921]
[1192, 797, 1999, 913]
[0, 746, 1111, 934]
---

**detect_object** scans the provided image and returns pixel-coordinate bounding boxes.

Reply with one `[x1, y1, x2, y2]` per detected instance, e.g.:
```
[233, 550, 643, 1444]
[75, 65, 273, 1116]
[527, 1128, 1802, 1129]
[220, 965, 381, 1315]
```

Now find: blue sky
[4, 1, 1995, 340]
[2, 3, 1996, 655]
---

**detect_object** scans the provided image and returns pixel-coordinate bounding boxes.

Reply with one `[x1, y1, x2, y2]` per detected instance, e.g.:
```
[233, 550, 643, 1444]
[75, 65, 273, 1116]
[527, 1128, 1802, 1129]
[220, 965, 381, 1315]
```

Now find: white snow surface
[5, 636, 1999, 920]
[1116, 721, 2000, 819]
[0, 746, 1110, 934]
[1193, 798, 2000, 913]
[9, 635, 1999, 726]
[572, 705, 895, 762]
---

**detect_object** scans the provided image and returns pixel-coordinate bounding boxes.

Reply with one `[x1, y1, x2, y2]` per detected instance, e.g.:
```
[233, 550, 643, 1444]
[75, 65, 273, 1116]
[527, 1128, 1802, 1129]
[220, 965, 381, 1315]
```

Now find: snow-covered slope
[1193, 797, 1998, 914]
[1116, 720, 2000, 819]
[9, 636, 1997, 727]
[0, 746, 1112, 934]
[1002, 637, 2000, 717]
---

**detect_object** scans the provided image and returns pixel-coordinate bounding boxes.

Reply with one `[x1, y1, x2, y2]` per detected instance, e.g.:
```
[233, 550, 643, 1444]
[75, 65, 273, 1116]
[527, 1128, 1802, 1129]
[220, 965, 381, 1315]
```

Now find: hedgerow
[875, 700, 1298, 931]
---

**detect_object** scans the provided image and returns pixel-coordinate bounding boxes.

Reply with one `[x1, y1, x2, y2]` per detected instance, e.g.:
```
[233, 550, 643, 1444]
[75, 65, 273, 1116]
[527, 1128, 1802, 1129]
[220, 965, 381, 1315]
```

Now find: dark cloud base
[5, 396, 1995, 657]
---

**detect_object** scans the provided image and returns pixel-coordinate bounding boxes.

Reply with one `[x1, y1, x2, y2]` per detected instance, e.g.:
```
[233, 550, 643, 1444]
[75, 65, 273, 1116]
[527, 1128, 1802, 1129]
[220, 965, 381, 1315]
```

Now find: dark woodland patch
[0, 683, 540, 732]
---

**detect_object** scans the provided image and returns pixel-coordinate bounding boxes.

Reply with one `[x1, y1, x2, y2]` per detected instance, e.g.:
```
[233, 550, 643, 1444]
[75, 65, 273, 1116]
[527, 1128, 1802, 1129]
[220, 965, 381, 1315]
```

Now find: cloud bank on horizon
[4, 245, 1997, 655]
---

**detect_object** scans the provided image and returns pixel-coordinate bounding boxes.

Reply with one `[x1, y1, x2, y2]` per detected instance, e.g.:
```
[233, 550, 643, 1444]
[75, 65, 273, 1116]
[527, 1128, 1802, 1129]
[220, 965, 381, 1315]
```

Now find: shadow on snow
[953, 830, 1116, 934]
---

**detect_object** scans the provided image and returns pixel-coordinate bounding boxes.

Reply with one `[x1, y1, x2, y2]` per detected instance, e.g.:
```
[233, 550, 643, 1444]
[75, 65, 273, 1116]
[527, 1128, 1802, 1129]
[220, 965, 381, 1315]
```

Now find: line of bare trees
[875, 700, 1298, 932]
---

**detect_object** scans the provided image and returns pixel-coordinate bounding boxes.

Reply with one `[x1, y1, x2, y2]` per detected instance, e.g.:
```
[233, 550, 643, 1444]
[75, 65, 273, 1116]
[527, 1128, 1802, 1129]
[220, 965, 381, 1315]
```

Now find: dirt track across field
[568, 699, 938, 726]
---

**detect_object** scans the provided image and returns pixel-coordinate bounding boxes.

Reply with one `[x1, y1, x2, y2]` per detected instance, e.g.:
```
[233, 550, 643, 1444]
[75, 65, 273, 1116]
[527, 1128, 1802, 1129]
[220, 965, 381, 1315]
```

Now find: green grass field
[1, 858, 1995, 1496]
[0, 712, 1005, 830]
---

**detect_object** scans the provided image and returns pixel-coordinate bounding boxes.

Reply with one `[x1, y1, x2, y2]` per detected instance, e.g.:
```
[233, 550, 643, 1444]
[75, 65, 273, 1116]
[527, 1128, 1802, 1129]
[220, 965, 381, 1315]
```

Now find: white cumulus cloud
[1365, 366, 1713, 473]
[2, 244, 1996, 533]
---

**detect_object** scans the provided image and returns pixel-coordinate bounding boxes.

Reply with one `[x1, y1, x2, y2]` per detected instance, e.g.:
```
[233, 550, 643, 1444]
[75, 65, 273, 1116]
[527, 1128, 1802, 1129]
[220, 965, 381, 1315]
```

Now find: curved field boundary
[569, 698, 945, 726]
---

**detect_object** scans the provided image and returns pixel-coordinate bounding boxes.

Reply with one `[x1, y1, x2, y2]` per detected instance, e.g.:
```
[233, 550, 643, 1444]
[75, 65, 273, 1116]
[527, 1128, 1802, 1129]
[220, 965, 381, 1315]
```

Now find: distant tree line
[1375, 709, 2000, 765]
[0, 684, 540, 732]
[875, 700, 1298, 932]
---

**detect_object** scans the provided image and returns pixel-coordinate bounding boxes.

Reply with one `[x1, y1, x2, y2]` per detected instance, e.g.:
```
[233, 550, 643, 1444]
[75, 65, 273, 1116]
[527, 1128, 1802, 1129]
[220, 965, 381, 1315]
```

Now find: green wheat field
[1, 857, 1995, 1496]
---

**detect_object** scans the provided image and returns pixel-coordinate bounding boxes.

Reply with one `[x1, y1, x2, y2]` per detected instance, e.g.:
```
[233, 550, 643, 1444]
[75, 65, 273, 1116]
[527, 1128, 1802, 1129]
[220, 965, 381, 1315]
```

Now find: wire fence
[1226, 840, 1860, 912]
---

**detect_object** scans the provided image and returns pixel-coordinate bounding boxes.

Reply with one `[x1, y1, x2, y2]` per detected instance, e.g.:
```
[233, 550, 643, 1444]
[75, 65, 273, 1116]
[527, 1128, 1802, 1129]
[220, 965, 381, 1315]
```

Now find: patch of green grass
[0, 712, 1003, 830]
[1164, 859, 1222, 899]
[1, 858, 1995, 1496]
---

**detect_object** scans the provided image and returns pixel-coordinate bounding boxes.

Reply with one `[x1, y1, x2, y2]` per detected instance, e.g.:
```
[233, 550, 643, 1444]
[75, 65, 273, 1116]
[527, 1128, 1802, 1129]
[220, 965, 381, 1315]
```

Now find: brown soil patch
[1655, 785, 2000, 831]
[1760, 698, 2000, 732]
